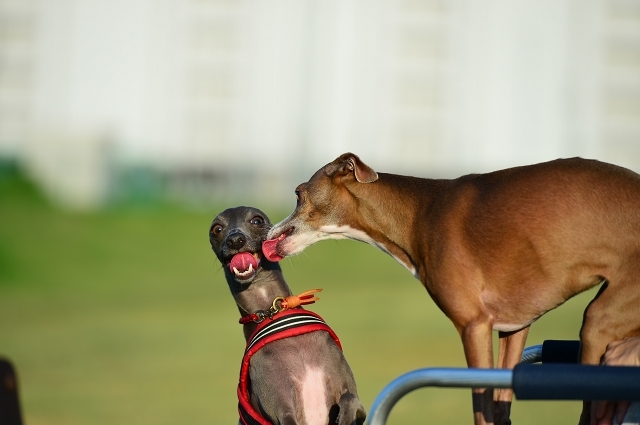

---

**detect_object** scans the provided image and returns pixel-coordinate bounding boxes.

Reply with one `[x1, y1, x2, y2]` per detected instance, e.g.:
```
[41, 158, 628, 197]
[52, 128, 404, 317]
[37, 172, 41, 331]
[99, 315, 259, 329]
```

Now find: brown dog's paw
[493, 401, 512, 425]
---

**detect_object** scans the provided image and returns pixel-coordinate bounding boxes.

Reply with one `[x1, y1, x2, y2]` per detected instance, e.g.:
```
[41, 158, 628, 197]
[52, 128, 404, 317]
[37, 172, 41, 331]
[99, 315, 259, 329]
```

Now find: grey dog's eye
[250, 216, 264, 225]
[211, 224, 223, 235]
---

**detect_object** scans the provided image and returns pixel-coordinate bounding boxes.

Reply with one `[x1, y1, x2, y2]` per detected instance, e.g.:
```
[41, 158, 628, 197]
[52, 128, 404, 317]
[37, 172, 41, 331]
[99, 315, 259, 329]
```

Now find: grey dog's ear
[325, 152, 379, 183]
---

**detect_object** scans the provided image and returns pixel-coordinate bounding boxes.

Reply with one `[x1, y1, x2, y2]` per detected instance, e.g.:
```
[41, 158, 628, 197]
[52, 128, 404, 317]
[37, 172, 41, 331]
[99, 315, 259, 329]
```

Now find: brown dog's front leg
[461, 318, 495, 425]
[472, 389, 496, 425]
[494, 326, 531, 425]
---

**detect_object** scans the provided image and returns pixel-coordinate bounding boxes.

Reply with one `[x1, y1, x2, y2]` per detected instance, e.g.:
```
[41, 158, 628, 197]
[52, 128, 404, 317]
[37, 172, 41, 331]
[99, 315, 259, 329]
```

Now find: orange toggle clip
[280, 289, 323, 310]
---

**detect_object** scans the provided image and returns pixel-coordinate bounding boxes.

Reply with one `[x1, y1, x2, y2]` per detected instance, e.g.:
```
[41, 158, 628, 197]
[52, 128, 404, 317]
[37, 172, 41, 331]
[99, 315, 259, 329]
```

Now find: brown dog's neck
[227, 268, 293, 341]
[356, 171, 446, 214]
[345, 172, 448, 277]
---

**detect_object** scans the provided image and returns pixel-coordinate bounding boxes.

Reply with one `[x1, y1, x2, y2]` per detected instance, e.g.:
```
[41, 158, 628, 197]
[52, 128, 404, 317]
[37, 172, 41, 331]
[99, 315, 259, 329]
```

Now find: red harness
[237, 309, 342, 425]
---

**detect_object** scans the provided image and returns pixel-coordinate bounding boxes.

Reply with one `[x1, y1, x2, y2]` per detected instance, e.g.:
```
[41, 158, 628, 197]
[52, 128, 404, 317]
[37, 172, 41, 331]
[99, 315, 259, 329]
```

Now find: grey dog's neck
[227, 268, 293, 341]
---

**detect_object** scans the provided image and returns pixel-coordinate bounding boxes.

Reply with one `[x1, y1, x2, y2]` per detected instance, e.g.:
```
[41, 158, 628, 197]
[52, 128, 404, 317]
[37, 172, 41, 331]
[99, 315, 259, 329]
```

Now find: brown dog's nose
[226, 233, 246, 250]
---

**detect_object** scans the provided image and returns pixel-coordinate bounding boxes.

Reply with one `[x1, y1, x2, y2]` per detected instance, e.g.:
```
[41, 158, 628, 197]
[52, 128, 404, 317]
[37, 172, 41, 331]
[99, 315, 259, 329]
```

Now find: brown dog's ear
[325, 153, 379, 183]
[347, 154, 379, 183]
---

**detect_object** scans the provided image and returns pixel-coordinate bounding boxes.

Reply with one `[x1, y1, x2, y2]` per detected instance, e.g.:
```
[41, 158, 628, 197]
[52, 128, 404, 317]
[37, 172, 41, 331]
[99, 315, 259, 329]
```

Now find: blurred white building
[0, 0, 639, 208]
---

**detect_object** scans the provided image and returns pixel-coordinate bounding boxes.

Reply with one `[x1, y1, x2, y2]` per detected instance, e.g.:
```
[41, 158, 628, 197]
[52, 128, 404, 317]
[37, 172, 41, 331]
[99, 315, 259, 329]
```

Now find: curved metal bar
[367, 368, 513, 425]
[520, 344, 543, 364]
[367, 344, 547, 425]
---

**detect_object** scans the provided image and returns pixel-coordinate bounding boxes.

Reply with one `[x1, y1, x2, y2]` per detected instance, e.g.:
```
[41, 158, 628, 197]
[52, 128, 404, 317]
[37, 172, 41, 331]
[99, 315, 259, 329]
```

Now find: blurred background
[1, 0, 640, 209]
[0, 0, 639, 424]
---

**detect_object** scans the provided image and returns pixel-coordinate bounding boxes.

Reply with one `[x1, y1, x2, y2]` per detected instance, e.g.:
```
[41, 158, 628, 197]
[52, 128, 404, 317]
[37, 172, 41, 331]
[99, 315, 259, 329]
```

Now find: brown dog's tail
[334, 391, 366, 425]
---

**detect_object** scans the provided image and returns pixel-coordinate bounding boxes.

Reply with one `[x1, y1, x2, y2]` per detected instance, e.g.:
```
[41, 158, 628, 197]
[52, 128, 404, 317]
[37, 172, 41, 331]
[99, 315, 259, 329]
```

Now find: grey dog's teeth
[233, 263, 254, 277]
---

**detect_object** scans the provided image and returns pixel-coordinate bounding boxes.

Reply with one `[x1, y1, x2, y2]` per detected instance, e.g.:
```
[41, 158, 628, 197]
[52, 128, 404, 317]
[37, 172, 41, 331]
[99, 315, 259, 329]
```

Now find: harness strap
[237, 309, 342, 425]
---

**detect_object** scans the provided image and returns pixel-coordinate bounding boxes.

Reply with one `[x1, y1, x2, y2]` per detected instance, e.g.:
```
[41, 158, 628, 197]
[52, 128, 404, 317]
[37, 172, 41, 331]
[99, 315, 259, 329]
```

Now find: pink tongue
[262, 238, 284, 262]
[229, 252, 258, 273]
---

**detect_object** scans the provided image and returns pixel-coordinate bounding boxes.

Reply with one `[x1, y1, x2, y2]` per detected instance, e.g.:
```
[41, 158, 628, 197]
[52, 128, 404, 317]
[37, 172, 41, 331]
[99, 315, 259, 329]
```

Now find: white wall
[1, 0, 639, 207]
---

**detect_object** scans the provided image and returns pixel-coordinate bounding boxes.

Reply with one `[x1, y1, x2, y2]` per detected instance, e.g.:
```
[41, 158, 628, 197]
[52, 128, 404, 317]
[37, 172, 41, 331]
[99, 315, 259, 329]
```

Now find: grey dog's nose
[226, 232, 246, 250]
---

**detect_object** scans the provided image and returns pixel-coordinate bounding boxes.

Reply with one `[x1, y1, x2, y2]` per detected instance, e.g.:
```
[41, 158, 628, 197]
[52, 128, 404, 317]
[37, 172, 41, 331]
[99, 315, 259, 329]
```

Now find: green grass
[0, 174, 599, 424]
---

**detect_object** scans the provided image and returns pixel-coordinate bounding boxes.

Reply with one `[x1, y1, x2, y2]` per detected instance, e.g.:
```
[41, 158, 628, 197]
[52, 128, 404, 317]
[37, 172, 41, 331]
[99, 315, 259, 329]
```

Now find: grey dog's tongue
[262, 238, 283, 262]
[229, 252, 257, 273]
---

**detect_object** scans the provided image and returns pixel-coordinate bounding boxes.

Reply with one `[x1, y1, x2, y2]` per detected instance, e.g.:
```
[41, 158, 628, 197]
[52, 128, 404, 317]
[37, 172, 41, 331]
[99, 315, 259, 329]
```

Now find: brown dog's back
[420, 158, 640, 353]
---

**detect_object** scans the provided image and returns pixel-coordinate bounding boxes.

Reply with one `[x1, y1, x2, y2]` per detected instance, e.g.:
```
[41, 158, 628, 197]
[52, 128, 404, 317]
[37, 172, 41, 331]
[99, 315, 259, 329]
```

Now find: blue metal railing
[367, 341, 640, 425]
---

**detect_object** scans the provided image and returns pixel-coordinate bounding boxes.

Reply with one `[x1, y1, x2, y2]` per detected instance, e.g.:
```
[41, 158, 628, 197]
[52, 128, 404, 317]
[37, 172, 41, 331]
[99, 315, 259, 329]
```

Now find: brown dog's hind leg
[580, 280, 640, 364]
[578, 269, 640, 425]
[493, 326, 531, 425]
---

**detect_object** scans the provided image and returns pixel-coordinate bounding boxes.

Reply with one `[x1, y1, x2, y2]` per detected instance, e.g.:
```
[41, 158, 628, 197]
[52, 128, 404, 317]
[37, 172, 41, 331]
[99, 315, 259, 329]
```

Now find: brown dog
[262, 153, 640, 425]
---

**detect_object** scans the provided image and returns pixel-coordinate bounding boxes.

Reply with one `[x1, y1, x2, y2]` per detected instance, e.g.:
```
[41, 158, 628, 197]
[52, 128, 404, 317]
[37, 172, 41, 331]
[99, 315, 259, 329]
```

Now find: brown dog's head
[210, 206, 280, 285]
[263, 153, 378, 261]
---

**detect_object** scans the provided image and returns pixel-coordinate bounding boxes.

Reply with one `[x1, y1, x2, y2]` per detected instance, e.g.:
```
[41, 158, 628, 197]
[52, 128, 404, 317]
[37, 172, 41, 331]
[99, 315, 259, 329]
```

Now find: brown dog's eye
[250, 216, 264, 225]
[295, 190, 300, 202]
[211, 224, 223, 235]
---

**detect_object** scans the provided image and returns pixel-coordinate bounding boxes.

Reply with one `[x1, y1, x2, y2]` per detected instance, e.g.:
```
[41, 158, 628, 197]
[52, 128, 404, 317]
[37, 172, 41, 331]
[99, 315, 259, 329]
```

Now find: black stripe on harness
[246, 315, 327, 352]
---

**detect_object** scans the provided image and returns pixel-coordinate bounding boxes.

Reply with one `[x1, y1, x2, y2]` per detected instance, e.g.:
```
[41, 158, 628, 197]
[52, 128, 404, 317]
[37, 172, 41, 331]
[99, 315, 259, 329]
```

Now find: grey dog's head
[209, 206, 281, 285]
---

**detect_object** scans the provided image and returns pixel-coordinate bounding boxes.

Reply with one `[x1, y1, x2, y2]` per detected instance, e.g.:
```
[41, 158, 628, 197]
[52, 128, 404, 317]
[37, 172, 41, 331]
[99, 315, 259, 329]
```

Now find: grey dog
[209, 206, 366, 425]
